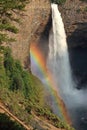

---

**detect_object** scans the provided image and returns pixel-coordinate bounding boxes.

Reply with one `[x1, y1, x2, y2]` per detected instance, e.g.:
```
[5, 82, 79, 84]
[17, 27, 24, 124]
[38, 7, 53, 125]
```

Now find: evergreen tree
[0, 0, 29, 44]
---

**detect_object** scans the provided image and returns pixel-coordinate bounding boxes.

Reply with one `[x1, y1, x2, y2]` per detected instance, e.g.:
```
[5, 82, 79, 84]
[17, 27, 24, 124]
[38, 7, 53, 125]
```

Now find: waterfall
[30, 3, 87, 129]
[48, 3, 87, 106]
[47, 4, 74, 101]
[47, 4, 87, 129]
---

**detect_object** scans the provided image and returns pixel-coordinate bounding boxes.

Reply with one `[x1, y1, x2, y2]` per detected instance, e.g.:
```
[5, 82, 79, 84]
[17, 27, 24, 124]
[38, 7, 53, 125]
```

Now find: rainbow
[30, 43, 71, 124]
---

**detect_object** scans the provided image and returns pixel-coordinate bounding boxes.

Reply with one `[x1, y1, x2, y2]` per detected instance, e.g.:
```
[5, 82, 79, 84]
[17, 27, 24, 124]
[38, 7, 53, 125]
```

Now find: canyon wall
[59, 0, 87, 48]
[7, 0, 87, 67]
[7, 0, 51, 67]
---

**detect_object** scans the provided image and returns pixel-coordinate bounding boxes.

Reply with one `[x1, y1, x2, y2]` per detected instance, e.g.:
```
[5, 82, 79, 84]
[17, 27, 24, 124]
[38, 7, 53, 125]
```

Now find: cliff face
[7, 0, 87, 67]
[59, 0, 87, 48]
[7, 0, 50, 66]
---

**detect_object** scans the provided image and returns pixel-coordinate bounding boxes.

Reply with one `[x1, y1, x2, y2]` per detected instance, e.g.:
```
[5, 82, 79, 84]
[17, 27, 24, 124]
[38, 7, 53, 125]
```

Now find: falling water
[30, 3, 87, 129]
[47, 3, 87, 130]
[47, 4, 74, 100]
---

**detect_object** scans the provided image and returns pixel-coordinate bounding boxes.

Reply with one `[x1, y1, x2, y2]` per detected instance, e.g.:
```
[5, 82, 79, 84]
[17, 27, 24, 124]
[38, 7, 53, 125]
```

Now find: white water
[47, 4, 74, 100]
[47, 4, 87, 121]
[30, 3, 87, 128]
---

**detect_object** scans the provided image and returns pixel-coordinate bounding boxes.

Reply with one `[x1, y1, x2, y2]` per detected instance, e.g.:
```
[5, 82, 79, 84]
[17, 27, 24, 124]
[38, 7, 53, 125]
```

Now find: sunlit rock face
[7, 0, 50, 67]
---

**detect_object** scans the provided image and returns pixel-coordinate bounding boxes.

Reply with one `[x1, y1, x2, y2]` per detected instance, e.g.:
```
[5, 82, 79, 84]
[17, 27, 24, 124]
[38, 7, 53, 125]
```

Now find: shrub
[0, 23, 18, 33]
[51, 0, 66, 4]
[80, 0, 87, 2]
[0, 53, 9, 88]
[84, 6, 87, 12]
[0, 113, 25, 130]
[3, 47, 44, 107]
[0, 0, 29, 44]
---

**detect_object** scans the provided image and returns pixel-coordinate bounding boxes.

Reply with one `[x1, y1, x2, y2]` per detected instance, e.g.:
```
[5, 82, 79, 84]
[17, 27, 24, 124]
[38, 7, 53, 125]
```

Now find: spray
[47, 4, 87, 129]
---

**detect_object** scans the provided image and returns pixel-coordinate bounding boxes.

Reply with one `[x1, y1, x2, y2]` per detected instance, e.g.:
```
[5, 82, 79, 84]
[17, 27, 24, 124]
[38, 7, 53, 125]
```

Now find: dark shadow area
[0, 113, 25, 130]
[67, 22, 87, 48]
[38, 14, 52, 59]
[80, 0, 87, 2]
[69, 46, 87, 89]
[68, 22, 87, 89]
[70, 106, 87, 130]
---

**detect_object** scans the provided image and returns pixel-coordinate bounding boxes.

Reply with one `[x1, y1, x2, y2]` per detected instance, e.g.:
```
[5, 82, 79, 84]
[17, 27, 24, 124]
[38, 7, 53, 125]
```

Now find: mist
[30, 3, 87, 130]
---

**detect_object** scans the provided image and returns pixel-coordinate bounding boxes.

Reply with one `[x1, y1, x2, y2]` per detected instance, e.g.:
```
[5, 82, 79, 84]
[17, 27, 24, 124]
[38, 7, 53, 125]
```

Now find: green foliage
[0, 0, 29, 13]
[0, 1, 74, 129]
[0, 56, 9, 88]
[3, 47, 43, 103]
[34, 106, 74, 130]
[0, 0, 29, 44]
[76, 6, 87, 13]
[3, 47, 24, 90]
[0, 34, 15, 44]
[2, 46, 44, 108]
[0, 34, 8, 43]
[0, 46, 45, 127]
[80, 0, 87, 2]
[0, 113, 25, 130]
[0, 87, 32, 123]
[0, 47, 74, 130]
[51, 0, 66, 4]
[84, 6, 87, 12]
[0, 23, 18, 33]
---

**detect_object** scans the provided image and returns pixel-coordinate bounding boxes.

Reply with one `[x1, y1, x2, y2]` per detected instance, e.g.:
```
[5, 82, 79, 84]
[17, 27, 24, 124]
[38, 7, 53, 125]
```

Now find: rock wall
[7, 0, 87, 67]
[59, 0, 87, 48]
[7, 0, 50, 67]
